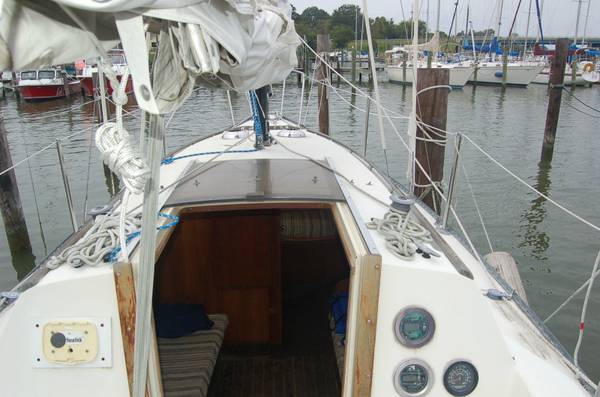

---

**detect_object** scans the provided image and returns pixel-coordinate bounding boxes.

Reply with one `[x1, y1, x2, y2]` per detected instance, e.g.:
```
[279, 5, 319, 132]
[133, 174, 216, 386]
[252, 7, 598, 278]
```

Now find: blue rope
[105, 212, 180, 263]
[249, 90, 263, 135]
[162, 148, 257, 165]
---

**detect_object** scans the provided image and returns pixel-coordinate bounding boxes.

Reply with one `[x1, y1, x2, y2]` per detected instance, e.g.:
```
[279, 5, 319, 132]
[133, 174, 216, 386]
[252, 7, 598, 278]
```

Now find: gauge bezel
[393, 359, 434, 397]
[393, 306, 436, 348]
[443, 359, 479, 396]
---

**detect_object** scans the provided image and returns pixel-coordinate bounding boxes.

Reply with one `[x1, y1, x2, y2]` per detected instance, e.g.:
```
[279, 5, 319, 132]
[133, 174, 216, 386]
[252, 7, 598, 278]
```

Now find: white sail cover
[384, 32, 440, 55]
[0, 0, 299, 114]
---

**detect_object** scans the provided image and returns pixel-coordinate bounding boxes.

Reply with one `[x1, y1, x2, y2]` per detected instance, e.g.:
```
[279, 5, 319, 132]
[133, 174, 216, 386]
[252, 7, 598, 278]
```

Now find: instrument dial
[394, 307, 435, 347]
[393, 360, 433, 396]
[444, 360, 479, 396]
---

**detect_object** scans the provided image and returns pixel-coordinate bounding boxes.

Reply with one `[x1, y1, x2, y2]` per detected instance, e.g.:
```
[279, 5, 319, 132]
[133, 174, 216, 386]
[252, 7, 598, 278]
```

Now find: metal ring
[393, 359, 434, 397]
[393, 306, 436, 348]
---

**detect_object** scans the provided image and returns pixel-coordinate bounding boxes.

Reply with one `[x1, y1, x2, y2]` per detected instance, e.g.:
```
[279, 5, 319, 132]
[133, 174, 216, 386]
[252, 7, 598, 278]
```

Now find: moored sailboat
[0, 1, 598, 397]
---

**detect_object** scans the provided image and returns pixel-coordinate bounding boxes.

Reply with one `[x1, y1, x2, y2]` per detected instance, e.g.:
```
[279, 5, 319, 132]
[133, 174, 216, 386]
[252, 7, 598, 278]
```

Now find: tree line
[292, 4, 428, 49]
[292, 4, 497, 50]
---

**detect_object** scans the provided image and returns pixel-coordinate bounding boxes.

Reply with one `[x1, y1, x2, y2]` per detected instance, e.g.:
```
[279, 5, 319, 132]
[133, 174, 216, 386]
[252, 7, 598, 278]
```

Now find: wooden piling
[402, 52, 408, 84]
[317, 34, 330, 135]
[297, 53, 303, 86]
[11, 73, 20, 101]
[414, 68, 450, 213]
[351, 47, 357, 84]
[541, 38, 569, 161]
[571, 60, 577, 90]
[92, 72, 102, 123]
[502, 45, 509, 88]
[0, 116, 35, 279]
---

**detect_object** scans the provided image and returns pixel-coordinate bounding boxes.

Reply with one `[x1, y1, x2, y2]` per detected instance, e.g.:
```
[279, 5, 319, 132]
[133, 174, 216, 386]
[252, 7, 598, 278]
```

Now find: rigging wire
[574, 249, 600, 365]
[18, 120, 48, 256]
[561, 100, 600, 119]
[462, 134, 600, 234]
[82, 99, 98, 223]
[297, 35, 600, 241]
[461, 161, 494, 253]
[562, 86, 600, 114]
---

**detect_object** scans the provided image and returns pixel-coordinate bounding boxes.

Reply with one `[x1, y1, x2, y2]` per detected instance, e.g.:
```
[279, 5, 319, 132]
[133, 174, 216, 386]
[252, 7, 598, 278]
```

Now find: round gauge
[393, 360, 433, 396]
[394, 307, 435, 347]
[443, 360, 479, 396]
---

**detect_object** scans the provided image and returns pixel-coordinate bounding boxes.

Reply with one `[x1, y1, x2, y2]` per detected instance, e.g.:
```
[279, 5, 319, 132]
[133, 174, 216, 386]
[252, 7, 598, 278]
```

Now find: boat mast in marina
[574, 0, 583, 44]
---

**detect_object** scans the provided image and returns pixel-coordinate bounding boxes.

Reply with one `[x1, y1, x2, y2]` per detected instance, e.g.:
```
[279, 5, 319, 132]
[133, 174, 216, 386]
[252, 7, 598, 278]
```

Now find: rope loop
[96, 122, 150, 194]
[367, 205, 432, 259]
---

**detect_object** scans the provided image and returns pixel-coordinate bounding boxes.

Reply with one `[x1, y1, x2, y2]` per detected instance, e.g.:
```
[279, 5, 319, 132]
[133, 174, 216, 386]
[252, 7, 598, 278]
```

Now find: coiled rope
[94, 67, 150, 262]
[46, 212, 141, 269]
[367, 206, 432, 259]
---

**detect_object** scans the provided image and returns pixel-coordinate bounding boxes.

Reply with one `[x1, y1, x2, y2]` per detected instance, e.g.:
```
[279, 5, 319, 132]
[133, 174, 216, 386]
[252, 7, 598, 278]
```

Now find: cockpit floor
[206, 347, 340, 397]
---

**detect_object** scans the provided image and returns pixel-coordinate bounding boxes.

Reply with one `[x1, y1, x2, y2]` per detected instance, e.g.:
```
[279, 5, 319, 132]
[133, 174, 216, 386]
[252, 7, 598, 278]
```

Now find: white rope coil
[46, 211, 141, 269]
[95, 123, 149, 194]
[367, 206, 432, 259]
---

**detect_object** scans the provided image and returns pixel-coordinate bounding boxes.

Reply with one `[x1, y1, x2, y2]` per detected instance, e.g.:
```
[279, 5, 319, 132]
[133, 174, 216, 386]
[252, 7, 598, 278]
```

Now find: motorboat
[77, 49, 134, 98]
[17, 68, 81, 101]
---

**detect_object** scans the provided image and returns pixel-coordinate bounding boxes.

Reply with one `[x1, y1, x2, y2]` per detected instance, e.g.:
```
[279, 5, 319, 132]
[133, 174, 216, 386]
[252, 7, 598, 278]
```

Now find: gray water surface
[1, 78, 599, 380]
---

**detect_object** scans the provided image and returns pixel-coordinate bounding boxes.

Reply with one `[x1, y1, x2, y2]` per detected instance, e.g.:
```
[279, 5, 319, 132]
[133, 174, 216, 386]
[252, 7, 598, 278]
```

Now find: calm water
[1, 77, 600, 380]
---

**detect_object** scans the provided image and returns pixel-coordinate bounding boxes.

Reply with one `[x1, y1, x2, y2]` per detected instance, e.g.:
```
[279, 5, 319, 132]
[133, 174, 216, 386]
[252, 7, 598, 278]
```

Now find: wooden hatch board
[114, 207, 179, 397]
[332, 203, 382, 397]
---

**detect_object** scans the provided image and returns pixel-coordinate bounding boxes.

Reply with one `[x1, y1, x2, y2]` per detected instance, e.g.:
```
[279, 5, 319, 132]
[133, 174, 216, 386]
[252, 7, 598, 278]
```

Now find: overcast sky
[291, 0, 598, 38]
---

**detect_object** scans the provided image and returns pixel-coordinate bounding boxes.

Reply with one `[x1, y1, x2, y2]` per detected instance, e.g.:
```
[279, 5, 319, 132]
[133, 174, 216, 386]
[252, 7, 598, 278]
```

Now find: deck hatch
[164, 159, 345, 207]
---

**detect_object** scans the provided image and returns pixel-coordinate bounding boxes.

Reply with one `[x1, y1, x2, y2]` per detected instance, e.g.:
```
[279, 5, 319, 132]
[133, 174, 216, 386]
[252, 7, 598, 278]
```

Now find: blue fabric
[155, 304, 214, 338]
[330, 293, 348, 335]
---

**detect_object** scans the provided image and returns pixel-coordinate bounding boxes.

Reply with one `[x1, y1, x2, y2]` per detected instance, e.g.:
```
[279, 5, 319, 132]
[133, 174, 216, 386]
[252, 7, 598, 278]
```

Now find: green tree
[394, 20, 428, 39]
[371, 17, 396, 39]
[331, 4, 363, 31]
[331, 25, 354, 48]
[294, 6, 331, 49]
[299, 6, 330, 30]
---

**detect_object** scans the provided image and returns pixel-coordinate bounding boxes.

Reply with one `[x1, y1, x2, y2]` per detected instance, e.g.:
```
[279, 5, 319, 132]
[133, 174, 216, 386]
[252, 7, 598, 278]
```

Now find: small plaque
[33, 317, 112, 368]
[42, 321, 98, 364]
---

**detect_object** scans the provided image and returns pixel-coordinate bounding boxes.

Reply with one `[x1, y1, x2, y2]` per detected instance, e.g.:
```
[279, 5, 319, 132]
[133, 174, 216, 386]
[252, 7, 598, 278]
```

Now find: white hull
[469, 63, 544, 86]
[532, 68, 592, 87]
[0, 116, 594, 397]
[387, 64, 474, 88]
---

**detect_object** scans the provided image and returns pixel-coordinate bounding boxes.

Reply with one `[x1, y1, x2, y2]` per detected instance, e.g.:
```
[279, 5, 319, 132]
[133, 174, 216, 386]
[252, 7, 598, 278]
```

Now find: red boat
[18, 69, 81, 101]
[79, 73, 133, 98]
[77, 50, 133, 97]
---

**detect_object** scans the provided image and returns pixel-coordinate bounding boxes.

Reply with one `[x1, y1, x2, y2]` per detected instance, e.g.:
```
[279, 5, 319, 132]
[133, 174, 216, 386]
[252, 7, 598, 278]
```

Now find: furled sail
[385, 32, 440, 55]
[0, 0, 299, 114]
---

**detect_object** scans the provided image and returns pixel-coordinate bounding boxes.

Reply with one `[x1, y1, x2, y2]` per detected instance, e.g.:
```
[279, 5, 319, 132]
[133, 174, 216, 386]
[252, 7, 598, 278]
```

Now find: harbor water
[1, 77, 599, 380]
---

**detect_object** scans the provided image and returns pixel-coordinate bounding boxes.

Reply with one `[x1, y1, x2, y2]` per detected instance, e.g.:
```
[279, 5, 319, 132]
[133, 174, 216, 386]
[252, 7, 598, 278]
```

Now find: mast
[408, 0, 420, 189]
[524, 0, 532, 56]
[496, 0, 504, 39]
[465, 1, 470, 39]
[436, 0, 441, 34]
[582, 0, 591, 45]
[426, 0, 430, 41]
[574, 0, 583, 44]
[535, 0, 545, 42]
[448, 1, 459, 40]
[361, 0, 389, 173]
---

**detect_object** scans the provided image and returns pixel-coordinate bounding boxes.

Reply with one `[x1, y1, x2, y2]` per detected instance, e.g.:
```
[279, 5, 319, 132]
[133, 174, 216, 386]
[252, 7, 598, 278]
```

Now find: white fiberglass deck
[0, 117, 593, 397]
